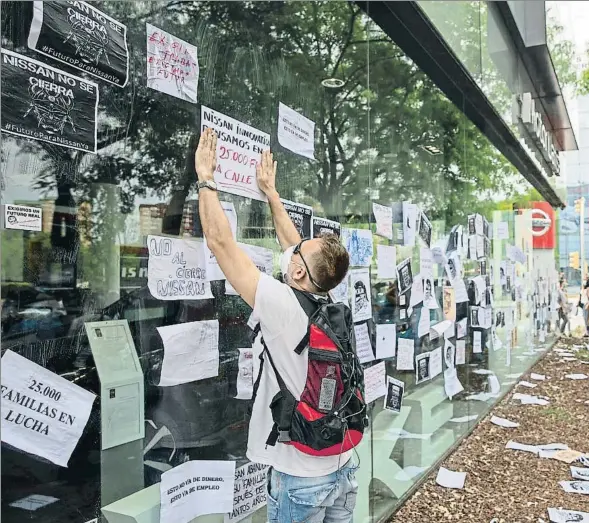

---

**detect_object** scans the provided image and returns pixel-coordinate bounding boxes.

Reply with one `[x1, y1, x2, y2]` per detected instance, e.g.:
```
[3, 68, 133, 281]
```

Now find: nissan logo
[531, 208, 551, 236]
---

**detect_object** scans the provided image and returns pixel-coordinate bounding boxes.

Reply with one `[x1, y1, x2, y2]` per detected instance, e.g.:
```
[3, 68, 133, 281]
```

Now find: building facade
[0, 2, 574, 523]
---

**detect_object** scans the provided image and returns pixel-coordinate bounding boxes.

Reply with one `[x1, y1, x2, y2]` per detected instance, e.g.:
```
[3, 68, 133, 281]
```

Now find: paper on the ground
[376, 324, 396, 359]
[354, 322, 375, 364]
[235, 349, 254, 400]
[565, 374, 588, 380]
[277, 102, 315, 160]
[376, 244, 397, 279]
[430, 347, 443, 379]
[417, 307, 430, 338]
[225, 243, 273, 295]
[146, 24, 199, 103]
[9, 494, 59, 511]
[547, 508, 589, 523]
[559, 481, 589, 495]
[1, 350, 96, 468]
[550, 450, 584, 463]
[148, 235, 213, 300]
[513, 393, 549, 405]
[444, 368, 464, 399]
[373, 203, 393, 240]
[364, 361, 386, 404]
[518, 381, 537, 388]
[397, 338, 415, 370]
[160, 460, 235, 523]
[435, 467, 466, 489]
[506, 441, 539, 454]
[490, 416, 519, 428]
[456, 339, 466, 365]
[450, 415, 479, 423]
[571, 466, 589, 480]
[530, 373, 546, 381]
[225, 462, 269, 523]
[204, 202, 238, 281]
[342, 228, 373, 267]
[473, 331, 482, 353]
[157, 320, 219, 386]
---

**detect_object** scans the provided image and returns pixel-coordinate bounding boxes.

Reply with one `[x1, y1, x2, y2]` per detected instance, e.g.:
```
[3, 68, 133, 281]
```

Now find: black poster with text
[28, 0, 129, 87]
[312, 216, 341, 238]
[282, 199, 313, 239]
[1, 49, 98, 153]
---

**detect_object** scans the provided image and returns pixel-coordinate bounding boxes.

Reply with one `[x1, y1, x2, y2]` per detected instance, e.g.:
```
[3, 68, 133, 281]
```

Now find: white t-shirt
[246, 273, 352, 477]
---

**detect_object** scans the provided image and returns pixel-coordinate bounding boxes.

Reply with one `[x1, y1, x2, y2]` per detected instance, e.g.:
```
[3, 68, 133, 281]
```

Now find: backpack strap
[292, 289, 327, 354]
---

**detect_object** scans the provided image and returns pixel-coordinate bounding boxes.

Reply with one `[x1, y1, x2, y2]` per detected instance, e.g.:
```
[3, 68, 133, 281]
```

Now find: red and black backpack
[251, 289, 368, 456]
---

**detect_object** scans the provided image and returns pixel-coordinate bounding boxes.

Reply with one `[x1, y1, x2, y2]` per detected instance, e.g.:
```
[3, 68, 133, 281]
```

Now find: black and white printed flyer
[312, 216, 341, 238]
[1, 49, 98, 153]
[28, 1, 129, 87]
[281, 199, 313, 239]
[384, 376, 404, 414]
[418, 211, 432, 247]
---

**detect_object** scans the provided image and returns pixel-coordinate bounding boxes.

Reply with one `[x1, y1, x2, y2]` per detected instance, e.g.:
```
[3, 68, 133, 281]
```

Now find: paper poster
[376, 324, 396, 359]
[446, 225, 463, 254]
[235, 349, 254, 400]
[201, 105, 270, 201]
[474, 214, 483, 235]
[363, 361, 386, 404]
[396, 338, 415, 370]
[417, 307, 430, 338]
[391, 202, 404, 244]
[160, 460, 235, 523]
[329, 272, 349, 305]
[420, 247, 434, 278]
[376, 244, 396, 280]
[429, 346, 442, 378]
[444, 368, 464, 399]
[495, 221, 508, 240]
[415, 352, 431, 384]
[281, 199, 313, 239]
[350, 268, 372, 322]
[476, 235, 485, 259]
[147, 235, 213, 300]
[402, 202, 417, 247]
[384, 376, 404, 413]
[342, 228, 373, 267]
[444, 339, 455, 368]
[456, 339, 466, 364]
[1, 350, 96, 467]
[354, 322, 374, 364]
[468, 236, 476, 260]
[226, 242, 274, 295]
[456, 318, 467, 338]
[4, 204, 42, 231]
[423, 276, 439, 310]
[27, 1, 129, 87]
[373, 203, 393, 240]
[277, 102, 315, 160]
[312, 217, 341, 238]
[472, 276, 486, 306]
[409, 273, 424, 307]
[470, 306, 481, 328]
[1, 49, 99, 153]
[225, 463, 269, 523]
[204, 201, 238, 281]
[418, 211, 432, 247]
[157, 320, 219, 386]
[473, 331, 482, 353]
[443, 287, 456, 321]
[396, 258, 413, 295]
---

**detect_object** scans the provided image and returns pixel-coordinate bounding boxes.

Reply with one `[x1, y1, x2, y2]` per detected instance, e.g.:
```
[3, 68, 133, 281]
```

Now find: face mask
[280, 246, 295, 281]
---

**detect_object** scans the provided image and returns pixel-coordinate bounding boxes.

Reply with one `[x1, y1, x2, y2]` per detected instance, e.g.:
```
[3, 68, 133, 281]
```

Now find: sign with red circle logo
[531, 201, 555, 249]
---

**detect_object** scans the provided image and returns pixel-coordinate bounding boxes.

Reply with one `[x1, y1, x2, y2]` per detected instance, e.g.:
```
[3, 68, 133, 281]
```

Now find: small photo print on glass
[470, 306, 480, 327]
[418, 211, 432, 247]
[396, 258, 413, 295]
[415, 352, 431, 384]
[384, 376, 404, 414]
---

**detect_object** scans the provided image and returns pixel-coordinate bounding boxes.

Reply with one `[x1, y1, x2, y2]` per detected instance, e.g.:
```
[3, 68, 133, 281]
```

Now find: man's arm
[256, 151, 301, 250]
[195, 129, 260, 308]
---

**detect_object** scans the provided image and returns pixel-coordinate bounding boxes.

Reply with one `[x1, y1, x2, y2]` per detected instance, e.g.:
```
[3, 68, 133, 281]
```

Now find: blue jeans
[266, 460, 359, 523]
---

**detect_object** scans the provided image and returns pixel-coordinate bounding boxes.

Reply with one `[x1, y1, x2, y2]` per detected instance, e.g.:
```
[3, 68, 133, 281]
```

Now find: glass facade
[1, 2, 560, 523]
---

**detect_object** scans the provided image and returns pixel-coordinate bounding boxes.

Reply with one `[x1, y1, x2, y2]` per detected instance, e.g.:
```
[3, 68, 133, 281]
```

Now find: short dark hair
[311, 234, 350, 291]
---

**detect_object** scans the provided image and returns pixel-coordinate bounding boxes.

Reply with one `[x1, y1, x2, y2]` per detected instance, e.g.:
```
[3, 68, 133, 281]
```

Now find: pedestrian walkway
[389, 338, 589, 522]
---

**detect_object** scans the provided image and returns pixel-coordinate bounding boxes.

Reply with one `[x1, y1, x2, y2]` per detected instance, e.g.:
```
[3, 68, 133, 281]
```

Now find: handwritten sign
[146, 23, 198, 103]
[1, 350, 96, 467]
[235, 349, 254, 400]
[373, 203, 393, 240]
[225, 462, 269, 523]
[277, 102, 315, 160]
[364, 361, 386, 404]
[160, 460, 235, 523]
[201, 105, 270, 201]
[147, 235, 212, 300]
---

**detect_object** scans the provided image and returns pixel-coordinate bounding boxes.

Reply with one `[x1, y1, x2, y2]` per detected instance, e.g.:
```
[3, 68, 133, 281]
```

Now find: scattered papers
[375, 324, 396, 359]
[342, 228, 373, 267]
[530, 373, 546, 381]
[235, 349, 254, 400]
[551, 450, 585, 463]
[354, 322, 374, 363]
[547, 508, 589, 523]
[384, 376, 404, 413]
[148, 236, 213, 300]
[490, 416, 519, 428]
[565, 374, 588, 380]
[450, 415, 479, 423]
[518, 381, 537, 389]
[364, 362, 386, 404]
[571, 466, 589, 480]
[160, 460, 235, 523]
[397, 338, 415, 370]
[506, 441, 539, 454]
[513, 393, 549, 406]
[277, 102, 315, 160]
[1, 350, 96, 467]
[444, 368, 464, 399]
[9, 494, 59, 511]
[373, 203, 393, 240]
[225, 463, 268, 522]
[157, 320, 220, 386]
[350, 268, 372, 322]
[436, 467, 466, 489]
[376, 244, 397, 280]
[559, 481, 589, 495]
